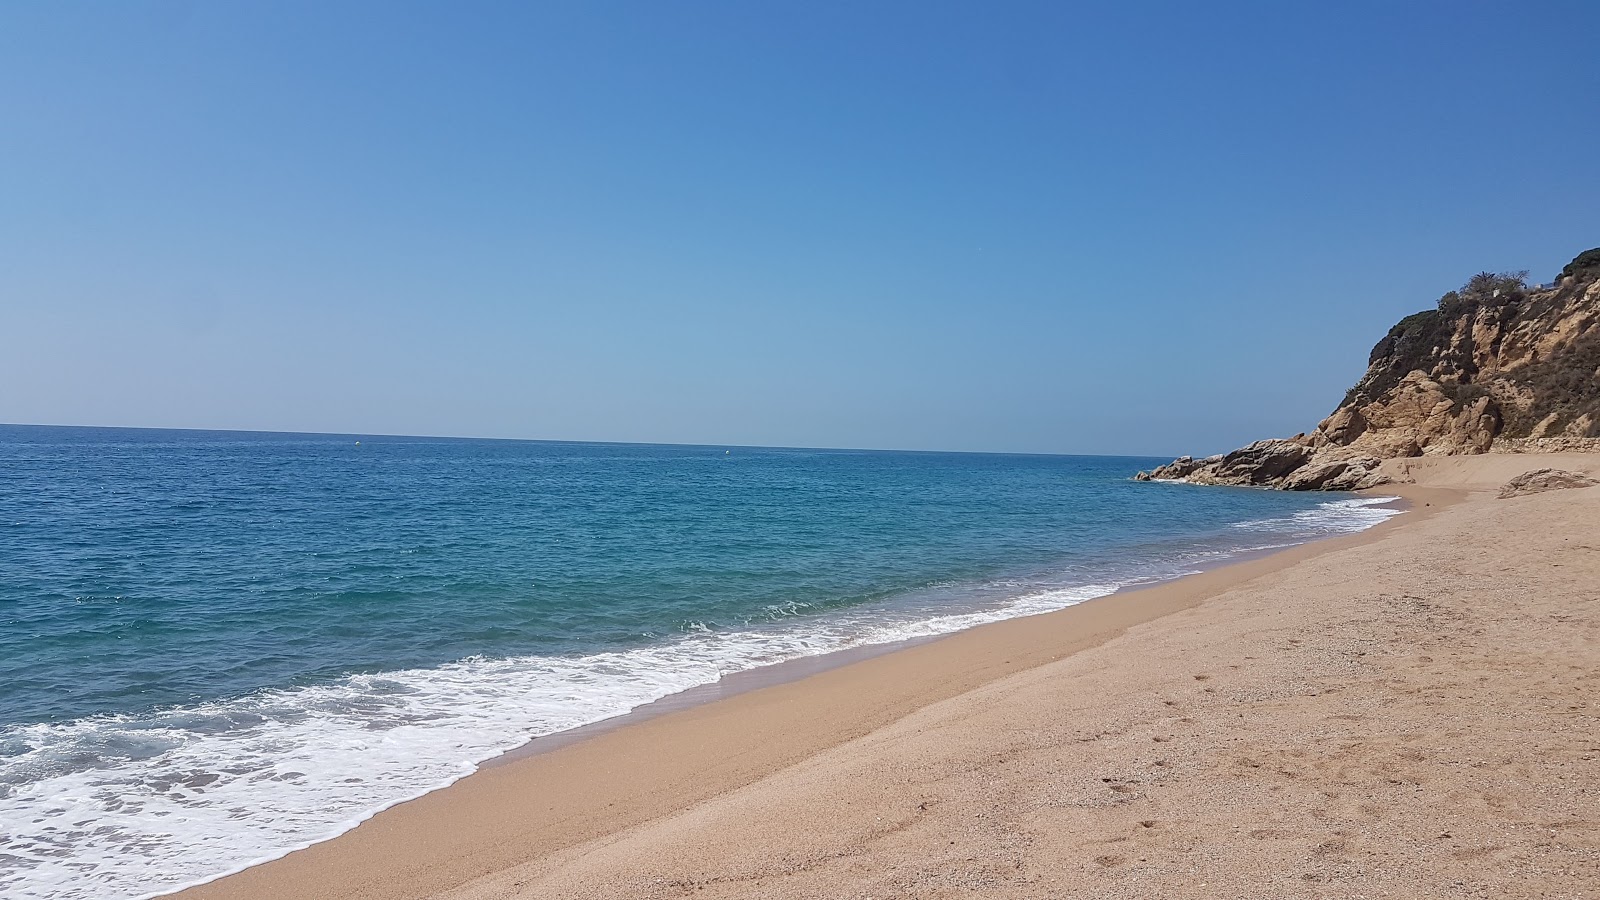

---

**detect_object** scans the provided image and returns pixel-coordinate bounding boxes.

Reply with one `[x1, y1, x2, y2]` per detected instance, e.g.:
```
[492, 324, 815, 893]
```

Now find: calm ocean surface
[0, 425, 1400, 898]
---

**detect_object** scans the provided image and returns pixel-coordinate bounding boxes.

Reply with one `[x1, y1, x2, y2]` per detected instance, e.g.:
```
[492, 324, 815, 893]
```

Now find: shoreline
[486, 492, 1413, 770]
[173, 484, 1457, 900]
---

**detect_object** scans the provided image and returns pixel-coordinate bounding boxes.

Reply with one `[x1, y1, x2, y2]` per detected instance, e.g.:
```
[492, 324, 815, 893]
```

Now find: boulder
[1215, 439, 1313, 482]
[1136, 440, 1322, 489]
[1496, 468, 1599, 499]
[1132, 455, 1204, 482]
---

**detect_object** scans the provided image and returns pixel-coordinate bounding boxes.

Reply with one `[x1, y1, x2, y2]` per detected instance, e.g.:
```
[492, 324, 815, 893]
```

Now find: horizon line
[0, 420, 1181, 461]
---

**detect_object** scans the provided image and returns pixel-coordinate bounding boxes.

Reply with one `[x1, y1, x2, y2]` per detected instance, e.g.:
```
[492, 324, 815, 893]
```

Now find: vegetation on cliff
[1351, 257, 1599, 442]
[1138, 247, 1600, 489]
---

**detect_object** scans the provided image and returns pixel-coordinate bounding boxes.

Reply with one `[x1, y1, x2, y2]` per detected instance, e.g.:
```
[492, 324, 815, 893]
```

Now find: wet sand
[176, 453, 1600, 899]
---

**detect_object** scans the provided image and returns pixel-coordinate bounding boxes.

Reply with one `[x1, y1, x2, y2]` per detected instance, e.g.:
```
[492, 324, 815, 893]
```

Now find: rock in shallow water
[1134, 444, 1390, 491]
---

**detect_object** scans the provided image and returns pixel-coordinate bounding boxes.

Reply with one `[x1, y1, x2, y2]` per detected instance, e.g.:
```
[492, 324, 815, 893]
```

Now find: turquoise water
[0, 425, 1399, 898]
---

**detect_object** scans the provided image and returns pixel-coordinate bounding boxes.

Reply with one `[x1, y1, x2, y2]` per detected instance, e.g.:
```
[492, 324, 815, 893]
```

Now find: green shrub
[1559, 248, 1600, 281]
[1460, 270, 1528, 298]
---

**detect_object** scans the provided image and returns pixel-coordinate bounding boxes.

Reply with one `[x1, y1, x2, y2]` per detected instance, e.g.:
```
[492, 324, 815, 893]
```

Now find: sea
[0, 425, 1401, 898]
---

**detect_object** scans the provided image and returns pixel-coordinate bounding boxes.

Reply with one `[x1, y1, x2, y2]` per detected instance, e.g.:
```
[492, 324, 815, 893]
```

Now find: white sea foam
[0, 496, 1403, 900]
[1229, 495, 1402, 535]
[0, 587, 1116, 900]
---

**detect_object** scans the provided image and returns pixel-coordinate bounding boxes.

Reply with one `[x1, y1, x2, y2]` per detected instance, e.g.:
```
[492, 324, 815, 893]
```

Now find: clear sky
[2, 2, 1595, 455]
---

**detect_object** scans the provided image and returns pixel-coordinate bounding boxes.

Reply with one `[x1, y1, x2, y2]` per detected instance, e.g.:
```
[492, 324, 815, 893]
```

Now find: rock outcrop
[1496, 468, 1599, 499]
[1135, 440, 1390, 491]
[1137, 247, 1600, 490]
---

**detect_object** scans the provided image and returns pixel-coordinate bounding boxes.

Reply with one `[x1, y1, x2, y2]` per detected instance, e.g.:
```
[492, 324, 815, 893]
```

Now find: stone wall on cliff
[1136, 248, 1600, 490]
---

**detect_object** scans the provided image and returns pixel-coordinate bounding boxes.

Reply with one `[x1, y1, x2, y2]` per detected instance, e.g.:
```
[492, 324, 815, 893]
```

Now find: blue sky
[2, 2, 1595, 455]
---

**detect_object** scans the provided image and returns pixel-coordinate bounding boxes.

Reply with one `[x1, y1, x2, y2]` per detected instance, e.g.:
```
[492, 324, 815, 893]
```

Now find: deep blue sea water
[0, 425, 1400, 898]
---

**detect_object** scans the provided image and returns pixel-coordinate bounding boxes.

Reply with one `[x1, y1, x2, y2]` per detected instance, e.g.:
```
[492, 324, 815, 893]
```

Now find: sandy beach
[13, 7, 1599, 898]
[176, 453, 1600, 900]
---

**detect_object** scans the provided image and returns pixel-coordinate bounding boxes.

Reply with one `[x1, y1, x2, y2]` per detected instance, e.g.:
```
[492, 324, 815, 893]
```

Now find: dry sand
[177, 454, 1600, 900]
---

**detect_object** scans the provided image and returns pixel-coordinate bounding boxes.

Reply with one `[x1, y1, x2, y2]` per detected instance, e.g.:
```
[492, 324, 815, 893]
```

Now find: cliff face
[1137, 248, 1600, 490]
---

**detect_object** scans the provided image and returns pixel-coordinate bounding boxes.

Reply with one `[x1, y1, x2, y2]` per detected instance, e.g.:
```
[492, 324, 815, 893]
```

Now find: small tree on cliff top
[1461, 270, 1529, 298]
[1439, 270, 1529, 314]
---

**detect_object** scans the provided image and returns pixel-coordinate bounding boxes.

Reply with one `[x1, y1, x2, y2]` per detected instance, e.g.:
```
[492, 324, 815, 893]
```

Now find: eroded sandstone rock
[1135, 249, 1600, 490]
[1496, 468, 1599, 499]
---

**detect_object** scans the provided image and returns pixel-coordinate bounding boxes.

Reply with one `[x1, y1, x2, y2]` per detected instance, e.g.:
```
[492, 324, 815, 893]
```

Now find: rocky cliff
[1136, 247, 1600, 490]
